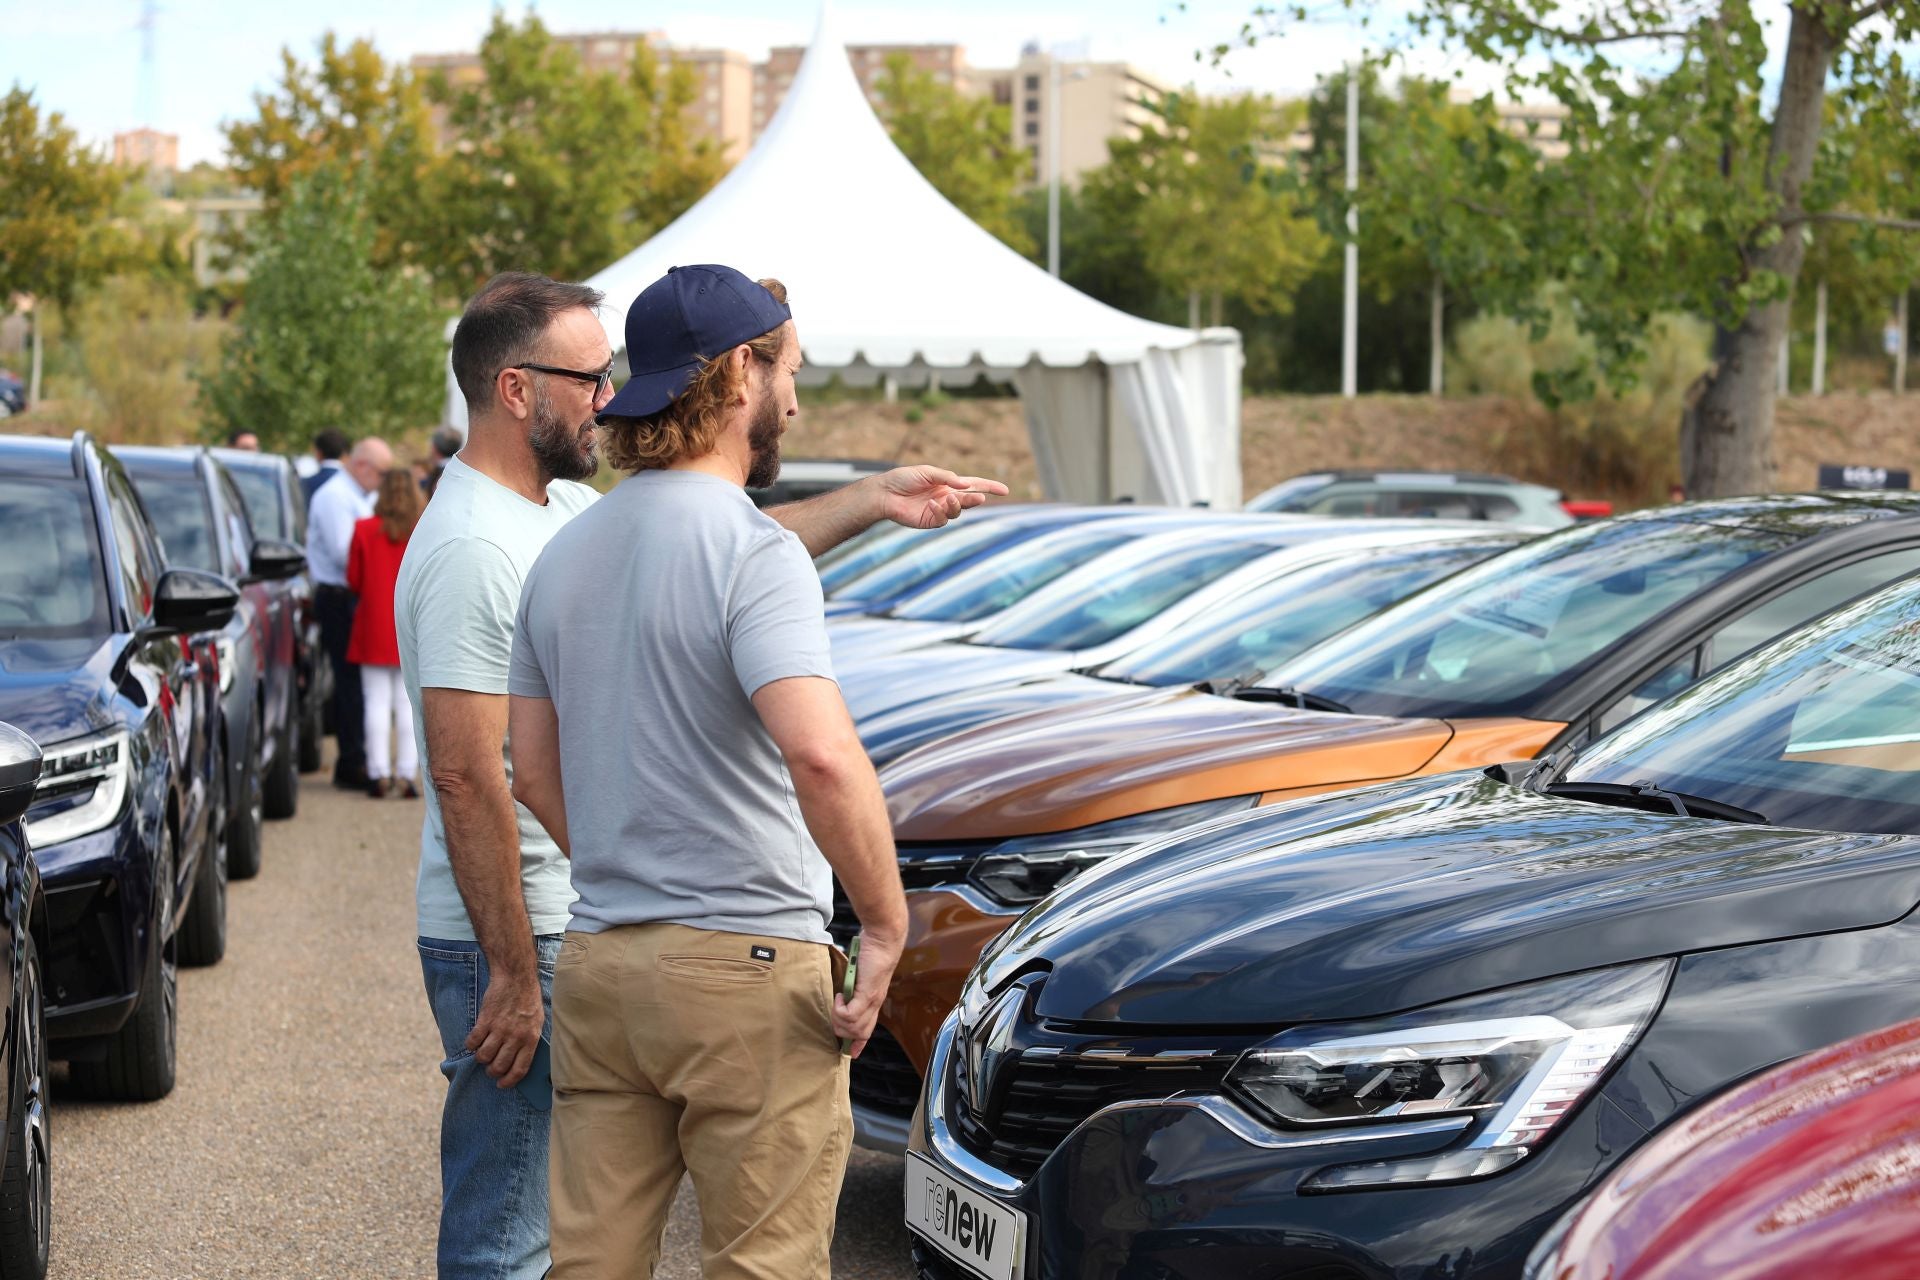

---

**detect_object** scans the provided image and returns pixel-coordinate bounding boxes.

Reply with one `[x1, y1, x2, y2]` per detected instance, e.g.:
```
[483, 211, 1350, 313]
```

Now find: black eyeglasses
[511, 362, 614, 398]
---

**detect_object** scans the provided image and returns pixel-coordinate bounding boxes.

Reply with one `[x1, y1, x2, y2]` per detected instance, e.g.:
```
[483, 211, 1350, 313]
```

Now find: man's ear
[495, 367, 533, 421]
[734, 344, 753, 406]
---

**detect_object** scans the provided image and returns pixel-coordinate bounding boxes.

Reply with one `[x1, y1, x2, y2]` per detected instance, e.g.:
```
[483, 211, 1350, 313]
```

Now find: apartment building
[410, 32, 755, 161]
[977, 51, 1170, 186]
[753, 42, 973, 134]
[114, 128, 179, 176]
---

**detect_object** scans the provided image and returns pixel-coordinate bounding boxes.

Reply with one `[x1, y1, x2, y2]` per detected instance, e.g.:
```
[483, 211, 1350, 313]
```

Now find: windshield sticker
[1455, 576, 1576, 639]
[1829, 640, 1920, 690]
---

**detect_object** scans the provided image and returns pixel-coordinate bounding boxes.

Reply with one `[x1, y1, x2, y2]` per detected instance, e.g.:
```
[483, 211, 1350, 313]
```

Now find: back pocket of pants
[659, 954, 774, 984]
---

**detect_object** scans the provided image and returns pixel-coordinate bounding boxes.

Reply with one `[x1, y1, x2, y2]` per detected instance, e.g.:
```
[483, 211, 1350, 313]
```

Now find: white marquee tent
[454, 10, 1245, 507]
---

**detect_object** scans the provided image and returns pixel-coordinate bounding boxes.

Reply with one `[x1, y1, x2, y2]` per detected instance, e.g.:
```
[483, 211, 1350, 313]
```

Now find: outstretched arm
[767, 465, 1010, 557]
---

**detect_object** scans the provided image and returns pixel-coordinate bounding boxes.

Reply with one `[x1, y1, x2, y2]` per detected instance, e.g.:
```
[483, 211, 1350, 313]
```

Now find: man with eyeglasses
[396, 270, 1005, 1280]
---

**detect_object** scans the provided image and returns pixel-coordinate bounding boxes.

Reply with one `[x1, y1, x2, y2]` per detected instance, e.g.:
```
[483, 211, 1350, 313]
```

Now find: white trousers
[361, 665, 417, 781]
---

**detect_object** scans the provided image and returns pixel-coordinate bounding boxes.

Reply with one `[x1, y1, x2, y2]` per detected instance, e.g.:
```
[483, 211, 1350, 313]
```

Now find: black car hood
[983, 771, 1920, 1027]
[0, 637, 120, 746]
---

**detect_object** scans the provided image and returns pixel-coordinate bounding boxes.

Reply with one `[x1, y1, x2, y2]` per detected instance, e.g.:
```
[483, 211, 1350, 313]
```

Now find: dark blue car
[0, 433, 238, 1101]
[114, 446, 307, 878]
[0, 724, 53, 1278]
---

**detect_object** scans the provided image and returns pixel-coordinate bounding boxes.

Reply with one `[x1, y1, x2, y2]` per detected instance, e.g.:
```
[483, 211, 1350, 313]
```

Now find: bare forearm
[768, 479, 881, 557]
[511, 773, 570, 858]
[791, 760, 907, 941]
[436, 767, 538, 975]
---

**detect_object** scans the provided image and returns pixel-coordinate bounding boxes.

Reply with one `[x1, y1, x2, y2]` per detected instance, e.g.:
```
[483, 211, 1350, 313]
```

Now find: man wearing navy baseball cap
[505, 266, 1003, 1277]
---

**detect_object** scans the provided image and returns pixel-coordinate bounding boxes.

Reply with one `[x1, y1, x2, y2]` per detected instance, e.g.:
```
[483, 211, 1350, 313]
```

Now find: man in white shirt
[308, 437, 391, 789]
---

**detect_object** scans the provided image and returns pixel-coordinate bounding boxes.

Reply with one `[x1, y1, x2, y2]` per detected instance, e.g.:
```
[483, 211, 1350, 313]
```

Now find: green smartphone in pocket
[837, 934, 862, 1056]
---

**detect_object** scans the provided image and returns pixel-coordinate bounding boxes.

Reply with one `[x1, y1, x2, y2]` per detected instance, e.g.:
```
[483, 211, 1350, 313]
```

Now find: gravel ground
[48, 755, 917, 1278]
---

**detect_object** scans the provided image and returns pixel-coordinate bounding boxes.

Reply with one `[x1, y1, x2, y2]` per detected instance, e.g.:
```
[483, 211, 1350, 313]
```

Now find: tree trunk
[1187, 289, 1201, 331]
[27, 310, 43, 409]
[1430, 273, 1444, 395]
[1897, 290, 1909, 395]
[1680, 5, 1841, 497]
[1778, 332, 1789, 395]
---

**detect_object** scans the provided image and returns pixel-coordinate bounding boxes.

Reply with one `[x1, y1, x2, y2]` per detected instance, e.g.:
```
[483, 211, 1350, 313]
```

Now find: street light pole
[1047, 54, 1063, 277]
[1341, 66, 1359, 399]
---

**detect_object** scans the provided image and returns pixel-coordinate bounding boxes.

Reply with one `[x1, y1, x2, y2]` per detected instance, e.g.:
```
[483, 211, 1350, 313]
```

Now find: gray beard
[529, 382, 599, 484]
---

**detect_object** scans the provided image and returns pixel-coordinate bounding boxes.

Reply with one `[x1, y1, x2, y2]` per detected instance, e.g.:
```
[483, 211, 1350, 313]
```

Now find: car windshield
[817, 525, 932, 593]
[0, 479, 109, 638]
[1259, 518, 1791, 718]
[830, 518, 1044, 602]
[127, 472, 219, 572]
[1099, 541, 1514, 687]
[889, 525, 1141, 623]
[1561, 578, 1920, 835]
[972, 538, 1280, 652]
[1247, 474, 1335, 513]
[225, 464, 286, 540]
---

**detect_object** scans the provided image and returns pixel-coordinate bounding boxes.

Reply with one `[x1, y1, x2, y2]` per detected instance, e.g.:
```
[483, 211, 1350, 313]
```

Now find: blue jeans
[419, 935, 563, 1280]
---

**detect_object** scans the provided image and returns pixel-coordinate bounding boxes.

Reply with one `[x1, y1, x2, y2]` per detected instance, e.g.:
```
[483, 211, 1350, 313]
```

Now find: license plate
[904, 1151, 1027, 1280]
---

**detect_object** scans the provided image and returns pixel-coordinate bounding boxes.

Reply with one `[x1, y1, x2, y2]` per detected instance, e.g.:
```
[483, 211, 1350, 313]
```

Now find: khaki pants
[548, 923, 851, 1279]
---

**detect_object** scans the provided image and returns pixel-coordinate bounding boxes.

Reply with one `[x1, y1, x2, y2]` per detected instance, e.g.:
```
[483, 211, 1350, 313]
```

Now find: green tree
[420, 14, 725, 289]
[1082, 91, 1327, 326]
[0, 86, 140, 403]
[200, 166, 443, 451]
[873, 53, 1035, 254]
[222, 34, 441, 272]
[1225, 0, 1920, 496]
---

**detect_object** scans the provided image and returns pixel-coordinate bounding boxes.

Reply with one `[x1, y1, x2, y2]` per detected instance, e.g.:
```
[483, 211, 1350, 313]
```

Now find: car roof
[0, 433, 88, 481]
[1620, 492, 1920, 538]
[1309, 470, 1537, 487]
[110, 444, 205, 477]
[209, 447, 290, 475]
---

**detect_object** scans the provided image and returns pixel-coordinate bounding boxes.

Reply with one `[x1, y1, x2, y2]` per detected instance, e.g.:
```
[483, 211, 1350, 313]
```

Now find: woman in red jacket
[348, 469, 425, 798]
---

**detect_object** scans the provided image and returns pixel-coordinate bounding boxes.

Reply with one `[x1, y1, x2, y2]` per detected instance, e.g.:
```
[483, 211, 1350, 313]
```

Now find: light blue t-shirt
[508, 470, 839, 944]
[396, 455, 599, 940]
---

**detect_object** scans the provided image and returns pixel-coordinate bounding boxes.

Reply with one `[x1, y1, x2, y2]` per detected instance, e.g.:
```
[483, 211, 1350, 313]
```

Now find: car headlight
[27, 729, 131, 847]
[967, 795, 1259, 907]
[1226, 960, 1671, 1189]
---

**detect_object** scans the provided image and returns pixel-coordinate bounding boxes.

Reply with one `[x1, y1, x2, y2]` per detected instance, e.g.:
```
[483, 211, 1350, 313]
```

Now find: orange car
[842, 493, 1920, 1151]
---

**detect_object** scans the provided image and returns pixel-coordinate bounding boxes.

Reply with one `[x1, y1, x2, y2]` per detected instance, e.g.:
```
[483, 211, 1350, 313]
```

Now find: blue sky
[4, 0, 1405, 165]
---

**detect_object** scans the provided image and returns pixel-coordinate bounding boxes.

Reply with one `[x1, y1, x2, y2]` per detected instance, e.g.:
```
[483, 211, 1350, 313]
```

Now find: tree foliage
[0, 87, 139, 307]
[1225, 0, 1920, 494]
[1082, 91, 1327, 322]
[419, 14, 725, 289]
[199, 166, 443, 450]
[873, 53, 1036, 254]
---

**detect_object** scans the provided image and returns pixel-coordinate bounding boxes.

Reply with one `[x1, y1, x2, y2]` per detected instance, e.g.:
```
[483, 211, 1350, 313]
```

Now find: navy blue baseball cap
[601, 264, 793, 419]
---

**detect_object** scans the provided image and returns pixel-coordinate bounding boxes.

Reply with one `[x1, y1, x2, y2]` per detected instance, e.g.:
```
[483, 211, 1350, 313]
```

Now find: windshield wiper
[1544, 780, 1768, 825]
[1229, 685, 1351, 714]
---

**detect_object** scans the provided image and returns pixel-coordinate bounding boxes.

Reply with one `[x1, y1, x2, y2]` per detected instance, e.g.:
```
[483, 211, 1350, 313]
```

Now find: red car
[1527, 1016, 1920, 1280]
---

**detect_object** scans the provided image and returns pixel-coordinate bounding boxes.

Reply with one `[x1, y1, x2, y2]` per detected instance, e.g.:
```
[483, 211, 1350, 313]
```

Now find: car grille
[828, 841, 996, 946]
[950, 1030, 1257, 1182]
[849, 1025, 922, 1119]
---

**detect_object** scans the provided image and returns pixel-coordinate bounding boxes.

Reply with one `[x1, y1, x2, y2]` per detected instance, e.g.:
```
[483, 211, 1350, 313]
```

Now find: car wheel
[227, 716, 264, 881]
[70, 828, 178, 1102]
[263, 703, 298, 822]
[297, 688, 323, 774]
[178, 775, 228, 967]
[0, 931, 51, 1279]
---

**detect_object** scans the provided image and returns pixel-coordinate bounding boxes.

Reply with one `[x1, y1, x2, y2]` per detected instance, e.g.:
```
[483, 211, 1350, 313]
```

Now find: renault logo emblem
[963, 981, 1029, 1119]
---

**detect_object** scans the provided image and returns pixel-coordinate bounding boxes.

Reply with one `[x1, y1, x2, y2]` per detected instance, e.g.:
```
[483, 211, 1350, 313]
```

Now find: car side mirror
[0, 722, 42, 829]
[246, 537, 306, 584]
[148, 568, 240, 637]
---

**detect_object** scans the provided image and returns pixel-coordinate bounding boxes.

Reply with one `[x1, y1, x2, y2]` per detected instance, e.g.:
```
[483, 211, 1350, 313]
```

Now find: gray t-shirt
[508, 469, 837, 943]
[396, 455, 599, 941]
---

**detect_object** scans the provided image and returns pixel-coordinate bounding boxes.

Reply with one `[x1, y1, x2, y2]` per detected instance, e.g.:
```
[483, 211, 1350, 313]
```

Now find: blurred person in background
[309, 436, 392, 789]
[425, 425, 465, 497]
[226, 428, 261, 451]
[351, 468, 425, 799]
[303, 426, 350, 501]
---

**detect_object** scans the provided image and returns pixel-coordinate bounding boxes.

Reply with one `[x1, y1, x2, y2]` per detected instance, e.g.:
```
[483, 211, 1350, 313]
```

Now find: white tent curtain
[449, 9, 1245, 508]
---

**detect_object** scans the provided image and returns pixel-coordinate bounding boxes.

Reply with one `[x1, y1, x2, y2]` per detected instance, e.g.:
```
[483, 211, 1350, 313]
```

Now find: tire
[0, 932, 51, 1279]
[297, 682, 323, 775]
[263, 702, 298, 821]
[178, 782, 228, 967]
[227, 716, 264, 881]
[70, 829, 178, 1102]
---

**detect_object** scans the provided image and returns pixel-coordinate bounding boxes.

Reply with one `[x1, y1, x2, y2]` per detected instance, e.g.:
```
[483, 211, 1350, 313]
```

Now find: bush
[1450, 293, 1710, 502]
[41, 275, 226, 443]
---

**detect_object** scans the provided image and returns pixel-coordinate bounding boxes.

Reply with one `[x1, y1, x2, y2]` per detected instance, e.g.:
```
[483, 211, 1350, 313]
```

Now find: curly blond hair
[600, 278, 790, 476]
